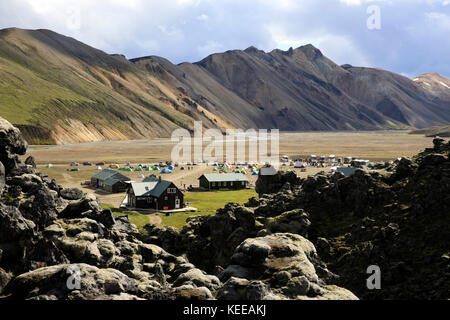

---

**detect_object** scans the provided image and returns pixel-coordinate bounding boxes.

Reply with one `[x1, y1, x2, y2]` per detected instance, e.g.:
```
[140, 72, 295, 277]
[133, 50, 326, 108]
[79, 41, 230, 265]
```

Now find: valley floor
[25, 131, 434, 164]
[21, 130, 435, 228]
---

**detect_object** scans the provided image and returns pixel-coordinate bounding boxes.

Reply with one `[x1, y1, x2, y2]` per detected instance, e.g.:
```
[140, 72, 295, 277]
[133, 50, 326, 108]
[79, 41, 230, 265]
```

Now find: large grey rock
[216, 277, 275, 300]
[24, 156, 36, 168]
[43, 222, 66, 238]
[0, 267, 11, 294]
[6, 263, 139, 300]
[173, 286, 213, 300]
[142, 224, 182, 254]
[24, 238, 70, 271]
[228, 233, 358, 300]
[60, 194, 103, 219]
[266, 209, 311, 236]
[9, 174, 43, 192]
[0, 117, 28, 174]
[173, 268, 221, 291]
[82, 209, 116, 229]
[0, 203, 36, 242]
[19, 185, 58, 229]
[113, 216, 140, 237]
[60, 188, 84, 201]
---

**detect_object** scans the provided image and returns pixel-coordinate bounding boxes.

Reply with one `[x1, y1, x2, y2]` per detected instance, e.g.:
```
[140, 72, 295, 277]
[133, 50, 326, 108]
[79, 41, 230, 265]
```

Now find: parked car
[83, 162, 92, 166]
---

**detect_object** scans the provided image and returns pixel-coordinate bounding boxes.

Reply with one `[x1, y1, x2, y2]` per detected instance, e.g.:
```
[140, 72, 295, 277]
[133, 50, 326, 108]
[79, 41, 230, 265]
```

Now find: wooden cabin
[91, 169, 130, 193]
[198, 173, 249, 190]
[127, 178, 184, 210]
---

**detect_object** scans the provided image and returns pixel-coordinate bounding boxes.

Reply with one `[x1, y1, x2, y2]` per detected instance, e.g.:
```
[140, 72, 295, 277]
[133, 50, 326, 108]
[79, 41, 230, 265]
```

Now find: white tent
[294, 162, 305, 168]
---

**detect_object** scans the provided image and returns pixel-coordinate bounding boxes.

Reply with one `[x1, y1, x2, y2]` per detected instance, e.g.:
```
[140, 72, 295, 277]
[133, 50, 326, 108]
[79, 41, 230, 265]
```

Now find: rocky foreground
[0, 117, 449, 300]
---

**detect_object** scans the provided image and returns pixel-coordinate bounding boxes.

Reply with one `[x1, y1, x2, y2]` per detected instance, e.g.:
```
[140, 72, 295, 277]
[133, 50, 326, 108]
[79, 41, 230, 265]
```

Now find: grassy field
[161, 189, 258, 229]
[102, 189, 258, 231]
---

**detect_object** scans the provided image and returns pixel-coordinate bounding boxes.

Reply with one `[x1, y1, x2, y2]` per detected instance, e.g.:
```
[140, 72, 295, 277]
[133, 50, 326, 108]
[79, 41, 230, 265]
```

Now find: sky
[0, 0, 449, 78]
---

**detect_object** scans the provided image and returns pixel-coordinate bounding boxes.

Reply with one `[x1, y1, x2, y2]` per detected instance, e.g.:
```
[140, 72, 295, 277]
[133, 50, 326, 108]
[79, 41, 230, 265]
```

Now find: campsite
[21, 130, 435, 230]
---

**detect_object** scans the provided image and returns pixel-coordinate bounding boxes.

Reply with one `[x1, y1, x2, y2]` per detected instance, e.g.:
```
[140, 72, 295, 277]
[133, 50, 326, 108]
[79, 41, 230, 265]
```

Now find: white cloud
[196, 14, 209, 21]
[0, 0, 448, 77]
[266, 23, 371, 66]
[157, 25, 182, 37]
[197, 40, 224, 57]
[339, 0, 363, 5]
[425, 12, 450, 29]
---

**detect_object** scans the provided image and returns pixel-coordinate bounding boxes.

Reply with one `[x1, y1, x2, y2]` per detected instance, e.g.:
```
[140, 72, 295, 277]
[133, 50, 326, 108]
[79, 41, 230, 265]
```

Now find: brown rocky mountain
[0, 28, 224, 144]
[1, 28, 450, 144]
[135, 45, 450, 131]
[413, 73, 450, 101]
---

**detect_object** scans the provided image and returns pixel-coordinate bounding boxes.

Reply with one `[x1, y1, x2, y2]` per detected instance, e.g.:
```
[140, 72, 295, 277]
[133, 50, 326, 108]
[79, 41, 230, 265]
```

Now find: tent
[180, 167, 186, 170]
[168, 165, 175, 170]
[252, 171, 259, 175]
[160, 168, 173, 174]
[46, 164, 53, 168]
[294, 162, 305, 169]
[138, 174, 145, 179]
[96, 166, 102, 170]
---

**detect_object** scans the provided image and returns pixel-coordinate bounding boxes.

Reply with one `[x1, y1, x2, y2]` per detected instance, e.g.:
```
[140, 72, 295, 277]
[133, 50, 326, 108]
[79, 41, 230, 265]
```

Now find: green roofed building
[198, 173, 249, 190]
[91, 169, 131, 193]
[127, 177, 184, 210]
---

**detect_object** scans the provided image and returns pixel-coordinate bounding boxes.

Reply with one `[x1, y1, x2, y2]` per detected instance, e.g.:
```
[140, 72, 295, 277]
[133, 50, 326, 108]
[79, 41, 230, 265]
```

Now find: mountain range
[1, 27, 449, 145]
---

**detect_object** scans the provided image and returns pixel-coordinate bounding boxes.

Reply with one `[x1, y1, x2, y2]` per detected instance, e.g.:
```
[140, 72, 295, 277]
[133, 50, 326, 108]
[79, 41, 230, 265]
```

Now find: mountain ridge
[1, 27, 449, 144]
